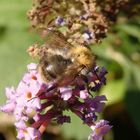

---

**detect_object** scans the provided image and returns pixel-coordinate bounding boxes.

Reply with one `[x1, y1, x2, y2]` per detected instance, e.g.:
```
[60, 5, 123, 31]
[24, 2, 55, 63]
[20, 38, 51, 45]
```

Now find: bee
[28, 29, 96, 87]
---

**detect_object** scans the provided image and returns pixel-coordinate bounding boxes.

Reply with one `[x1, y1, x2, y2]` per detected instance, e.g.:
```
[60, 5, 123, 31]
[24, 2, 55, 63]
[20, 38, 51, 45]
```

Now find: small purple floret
[88, 120, 112, 140]
[55, 16, 66, 26]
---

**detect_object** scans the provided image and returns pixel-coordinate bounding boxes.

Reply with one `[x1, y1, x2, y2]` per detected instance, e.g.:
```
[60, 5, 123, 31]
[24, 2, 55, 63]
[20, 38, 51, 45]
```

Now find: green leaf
[116, 24, 140, 41]
[131, 65, 140, 89]
[0, 0, 38, 103]
[101, 79, 126, 105]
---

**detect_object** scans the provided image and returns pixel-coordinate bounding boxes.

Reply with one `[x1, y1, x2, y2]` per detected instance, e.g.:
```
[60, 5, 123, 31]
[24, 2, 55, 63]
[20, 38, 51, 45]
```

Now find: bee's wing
[56, 64, 84, 87]
[37, 28, 73, 49]
[38, 29, 73, 58]
[46, 30, 73, 49]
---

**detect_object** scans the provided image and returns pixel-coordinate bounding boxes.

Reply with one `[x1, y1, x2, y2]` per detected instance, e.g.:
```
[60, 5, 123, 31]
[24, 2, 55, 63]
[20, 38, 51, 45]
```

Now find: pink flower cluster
[1, 63, 112, 140]
[1, 63, 42, 139]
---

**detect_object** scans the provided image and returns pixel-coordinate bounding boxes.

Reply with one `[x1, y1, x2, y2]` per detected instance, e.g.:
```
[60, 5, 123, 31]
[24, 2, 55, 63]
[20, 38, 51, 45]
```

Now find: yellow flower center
[26, 92, 32, 99]
[31, 75, 37, 80]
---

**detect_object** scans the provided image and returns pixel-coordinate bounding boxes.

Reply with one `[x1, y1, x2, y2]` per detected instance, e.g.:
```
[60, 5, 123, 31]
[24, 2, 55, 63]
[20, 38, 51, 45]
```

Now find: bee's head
[71, 46, 96, 68]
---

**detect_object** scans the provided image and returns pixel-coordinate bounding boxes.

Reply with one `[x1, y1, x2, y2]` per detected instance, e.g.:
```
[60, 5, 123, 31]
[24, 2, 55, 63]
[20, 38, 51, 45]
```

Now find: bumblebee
[28, 29, 96, 87]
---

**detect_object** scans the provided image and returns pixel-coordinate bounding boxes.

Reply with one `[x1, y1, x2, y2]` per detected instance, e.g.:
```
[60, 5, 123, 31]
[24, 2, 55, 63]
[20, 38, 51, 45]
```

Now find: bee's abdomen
[39, 54, 72, 82]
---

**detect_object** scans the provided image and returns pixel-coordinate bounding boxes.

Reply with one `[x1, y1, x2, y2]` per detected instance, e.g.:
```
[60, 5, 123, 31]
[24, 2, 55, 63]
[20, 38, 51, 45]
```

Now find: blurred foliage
[0, 0, 140, 140]
[0, 0, 39, 103]
[91, 11, 140, 139]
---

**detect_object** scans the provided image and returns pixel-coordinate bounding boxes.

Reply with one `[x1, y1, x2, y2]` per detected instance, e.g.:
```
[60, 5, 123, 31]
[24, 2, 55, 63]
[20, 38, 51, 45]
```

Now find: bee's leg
[87, 83, 93, 97]
[93, 69, 101, 82]
[80, 75, 93, 97]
